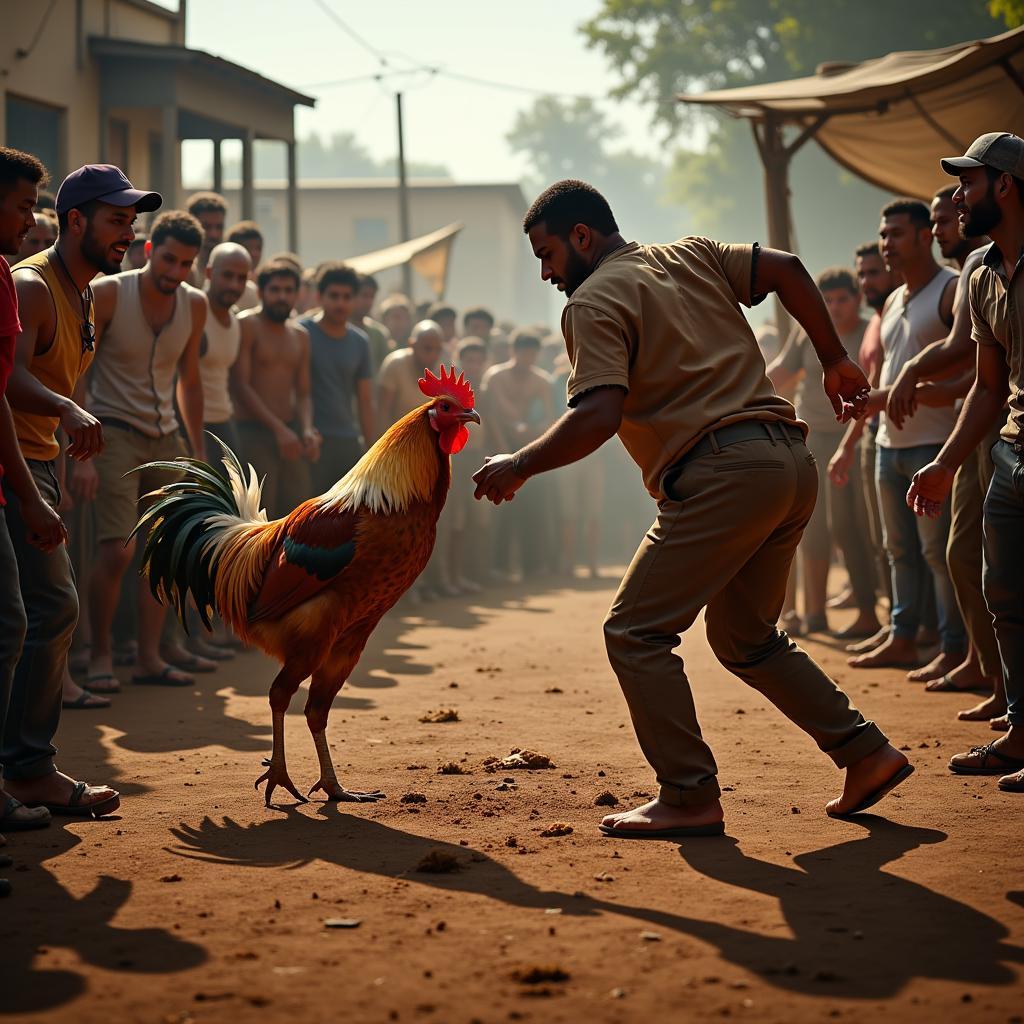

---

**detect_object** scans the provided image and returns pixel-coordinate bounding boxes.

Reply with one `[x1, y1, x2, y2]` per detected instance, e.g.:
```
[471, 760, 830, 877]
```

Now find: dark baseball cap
[941, 132, 1024, 178]
[55, 164, 162, 216]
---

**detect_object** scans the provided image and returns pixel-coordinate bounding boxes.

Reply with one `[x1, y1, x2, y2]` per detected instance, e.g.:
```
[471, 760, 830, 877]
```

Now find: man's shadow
[168, 811, 1022, 999]
[0, 826, 207, 1015]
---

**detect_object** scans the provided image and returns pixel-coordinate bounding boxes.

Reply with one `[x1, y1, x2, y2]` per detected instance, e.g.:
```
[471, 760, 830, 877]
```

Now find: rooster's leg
[307, 728, 385, 802]
[304, 669, 385, 802]
[255, 667, 308, 806]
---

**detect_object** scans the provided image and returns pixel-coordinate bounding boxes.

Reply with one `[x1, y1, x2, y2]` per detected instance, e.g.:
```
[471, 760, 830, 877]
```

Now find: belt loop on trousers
[779, 423, 793, 447]
[763, 422, 778, 446]
[708, 430, 721, 455]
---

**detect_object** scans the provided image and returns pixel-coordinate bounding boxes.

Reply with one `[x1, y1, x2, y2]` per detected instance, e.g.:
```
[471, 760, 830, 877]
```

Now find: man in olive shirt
[910, 133, 1024, 792]
[474, 180, 910, 836]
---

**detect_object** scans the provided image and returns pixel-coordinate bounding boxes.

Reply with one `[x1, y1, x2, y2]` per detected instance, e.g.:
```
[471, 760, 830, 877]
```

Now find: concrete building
[223, 179, 552, 326]
[1, 0, 312, 246]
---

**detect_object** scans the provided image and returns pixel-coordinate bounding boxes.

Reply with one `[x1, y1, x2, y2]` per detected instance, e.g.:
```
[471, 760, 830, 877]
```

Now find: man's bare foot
[991, 714, 1010, 732]
[160, 644, 216, 673]
[907, 650, 965, 683]
[600, 797, 724, 835]
[958, 693, 1008, 722]
[846, 625, 890, 654]
[825, 744, 911, 817]
[848, 635, 919, 669]
[5, 771, 118, 813]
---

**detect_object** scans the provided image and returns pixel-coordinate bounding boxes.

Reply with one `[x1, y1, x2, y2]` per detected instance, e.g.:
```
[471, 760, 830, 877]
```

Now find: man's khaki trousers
[603, 431, 886, 808]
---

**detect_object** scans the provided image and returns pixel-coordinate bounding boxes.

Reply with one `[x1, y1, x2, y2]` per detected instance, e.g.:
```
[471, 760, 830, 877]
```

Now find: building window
[354, 217, 389, 252]
[109, 119, 130, 175]
[5, 94, 63, 180]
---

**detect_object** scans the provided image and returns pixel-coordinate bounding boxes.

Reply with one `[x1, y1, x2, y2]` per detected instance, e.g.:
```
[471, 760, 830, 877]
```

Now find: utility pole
[396, 91, 413, 298]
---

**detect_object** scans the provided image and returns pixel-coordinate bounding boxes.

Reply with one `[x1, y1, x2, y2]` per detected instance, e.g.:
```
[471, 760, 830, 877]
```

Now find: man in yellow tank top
[4, 164, 160, 819]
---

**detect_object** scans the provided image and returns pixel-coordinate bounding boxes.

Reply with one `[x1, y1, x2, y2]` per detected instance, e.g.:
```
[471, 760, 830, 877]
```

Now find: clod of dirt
[505, 835, 519, 848]
[415, 850, 462, 874]
[545, 687, 563, 694]
[400, 793, 427, 804]
[791, 806, 801, 814]
[640, 931, 662, 942]
[594, 872, 615, 883]
[438, 762, 468, 775]
[512, 965, 570, 985]
[160, 873, 183, 883]
[419, 708, 460, 723]
[406, 763, 427, 770]
[486, 748, 556, 772]
[593, 791, 619, 807]
[495, 782, 516, 792]
[540, 823, 573, 838]
[324, 919, 361, 929]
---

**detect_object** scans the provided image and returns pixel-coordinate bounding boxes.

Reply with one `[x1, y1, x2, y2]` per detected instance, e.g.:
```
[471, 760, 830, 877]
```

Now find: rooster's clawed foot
[307, 777, 386, 802]
[256, 757, 309, 806]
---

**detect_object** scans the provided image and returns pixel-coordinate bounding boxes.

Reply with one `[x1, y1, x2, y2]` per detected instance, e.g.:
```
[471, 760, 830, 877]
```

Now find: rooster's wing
[247, 503, 360, 623]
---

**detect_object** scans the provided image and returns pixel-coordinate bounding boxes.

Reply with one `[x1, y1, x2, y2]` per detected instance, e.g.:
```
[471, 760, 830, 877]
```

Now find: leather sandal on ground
[132, 666, 193, 687]
[599, 821, 726, 839]
[949, 743, 1024, 775]
[826, 764, 915, 818]
[84, 673, 121, 694]
[0, 796, 52, 830]
[63, 690, 112, 710]
[25, 781, 120, 818]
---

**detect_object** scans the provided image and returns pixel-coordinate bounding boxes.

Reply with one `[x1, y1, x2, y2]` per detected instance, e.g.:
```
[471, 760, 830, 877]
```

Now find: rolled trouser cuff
[825, 721, 888, 769]
[658, 775, 722, 808]
[0, 760, 57, 782]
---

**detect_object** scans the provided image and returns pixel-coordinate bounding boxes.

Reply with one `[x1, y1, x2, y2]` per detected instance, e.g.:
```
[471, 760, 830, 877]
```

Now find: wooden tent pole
[754, 113, 794, 341]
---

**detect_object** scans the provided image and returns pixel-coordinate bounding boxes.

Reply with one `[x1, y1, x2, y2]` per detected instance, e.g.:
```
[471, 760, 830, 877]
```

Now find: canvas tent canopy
[346, 222, 463, 299]
[677, 25, 1024, 330]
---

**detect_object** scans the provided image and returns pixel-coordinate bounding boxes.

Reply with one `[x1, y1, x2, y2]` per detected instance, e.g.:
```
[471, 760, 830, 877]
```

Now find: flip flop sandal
[31, 781, 120, 818]
[598, 821, 726, 839]
[826, 764, 915, 818]
[925, 675, 991, 695]
[62, 691, 112, 710]
[132, 667, 194, 687]
[163, 654, 216, 674]
[998, 769, 1024, 793]
[0, 796, 52, 831]
[84, 673, 121, 694]
[949, 743, 1024, 775]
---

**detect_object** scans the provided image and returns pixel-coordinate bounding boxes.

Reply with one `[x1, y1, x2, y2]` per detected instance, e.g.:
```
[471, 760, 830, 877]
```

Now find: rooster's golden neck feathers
[322, 403, 444, 514]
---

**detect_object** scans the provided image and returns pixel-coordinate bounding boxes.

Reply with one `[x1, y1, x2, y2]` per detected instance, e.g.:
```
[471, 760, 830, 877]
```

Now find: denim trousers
[876, 444, 965, 653]
[983, 440, 1024, 727]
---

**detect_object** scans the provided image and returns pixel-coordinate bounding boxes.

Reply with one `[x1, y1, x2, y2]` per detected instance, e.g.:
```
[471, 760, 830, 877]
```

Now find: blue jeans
[876, 444, 965, 653]
[983, 440, 1024, 727]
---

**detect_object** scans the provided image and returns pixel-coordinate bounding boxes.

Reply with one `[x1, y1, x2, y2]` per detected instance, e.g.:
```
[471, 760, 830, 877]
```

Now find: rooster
[132, 366, 480, 806]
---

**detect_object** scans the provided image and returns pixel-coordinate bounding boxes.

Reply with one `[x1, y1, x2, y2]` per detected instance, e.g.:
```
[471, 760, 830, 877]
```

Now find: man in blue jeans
[850, 199, 965, 678]
[910, 132, 1024, 791]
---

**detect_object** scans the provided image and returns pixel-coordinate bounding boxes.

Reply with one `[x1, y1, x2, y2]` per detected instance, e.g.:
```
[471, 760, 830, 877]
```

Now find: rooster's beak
[459, 409, 481, 425]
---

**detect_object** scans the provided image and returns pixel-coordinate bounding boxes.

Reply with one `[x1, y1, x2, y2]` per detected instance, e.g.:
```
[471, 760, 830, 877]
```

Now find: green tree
[507, 96, 682, 241]
[582, 0, 1006, 132]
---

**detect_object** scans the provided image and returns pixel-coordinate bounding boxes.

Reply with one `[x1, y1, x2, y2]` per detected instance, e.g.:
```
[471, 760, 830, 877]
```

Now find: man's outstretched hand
[907, 461, 955, 519]
[823, 356, 870, 423]
[473, 454, 526, 505]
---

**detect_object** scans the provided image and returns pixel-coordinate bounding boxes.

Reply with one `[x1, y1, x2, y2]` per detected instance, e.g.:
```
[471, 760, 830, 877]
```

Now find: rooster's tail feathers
[130, 435, 270, 632]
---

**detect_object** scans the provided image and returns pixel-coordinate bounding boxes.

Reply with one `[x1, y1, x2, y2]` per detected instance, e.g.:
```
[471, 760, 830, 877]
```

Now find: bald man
[376, 319, 443, 427]
[202, 242, 251, 454]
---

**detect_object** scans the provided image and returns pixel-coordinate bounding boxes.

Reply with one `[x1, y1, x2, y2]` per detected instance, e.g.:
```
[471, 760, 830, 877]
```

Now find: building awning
[346, 223, 463, 299]
[677, 25, 1024, 198]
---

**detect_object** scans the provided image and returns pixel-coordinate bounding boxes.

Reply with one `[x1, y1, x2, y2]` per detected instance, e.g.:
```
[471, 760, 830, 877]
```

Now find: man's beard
[561, 246, 592, 297]
[213, 288, 243, 309]
[863, 287, 893, 313]
[263, 302, 292, 323]
[81, 224, 123, 276]
[962, 183, 1002, 238]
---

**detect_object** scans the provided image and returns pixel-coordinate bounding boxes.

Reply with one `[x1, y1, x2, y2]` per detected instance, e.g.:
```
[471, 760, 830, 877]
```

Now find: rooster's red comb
[418, 364, 475, 409]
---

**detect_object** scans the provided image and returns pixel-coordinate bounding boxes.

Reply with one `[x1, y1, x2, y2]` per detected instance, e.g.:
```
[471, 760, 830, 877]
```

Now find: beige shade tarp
[346, 222, 463, 298]
[678, 26, 1024, 199]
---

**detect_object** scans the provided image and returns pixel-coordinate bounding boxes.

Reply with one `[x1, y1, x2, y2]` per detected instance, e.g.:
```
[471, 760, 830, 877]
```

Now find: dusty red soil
[2, 571, 1021, 1023]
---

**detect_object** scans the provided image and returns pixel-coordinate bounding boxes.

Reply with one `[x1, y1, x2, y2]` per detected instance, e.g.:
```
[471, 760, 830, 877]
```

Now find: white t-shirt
[200, 304, 241, 424]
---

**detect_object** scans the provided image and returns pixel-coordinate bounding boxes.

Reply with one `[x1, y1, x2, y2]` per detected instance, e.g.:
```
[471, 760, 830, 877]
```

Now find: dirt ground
[2, 569, 1022, 1024]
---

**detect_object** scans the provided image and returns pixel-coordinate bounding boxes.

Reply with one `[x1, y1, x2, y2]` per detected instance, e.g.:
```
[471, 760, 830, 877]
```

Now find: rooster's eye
[441, 402, 450, 412]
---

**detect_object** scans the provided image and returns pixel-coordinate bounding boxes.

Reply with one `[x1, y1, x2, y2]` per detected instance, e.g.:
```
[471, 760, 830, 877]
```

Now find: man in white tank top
[850, 199, 964, 678]
[80, 210, 210, 691]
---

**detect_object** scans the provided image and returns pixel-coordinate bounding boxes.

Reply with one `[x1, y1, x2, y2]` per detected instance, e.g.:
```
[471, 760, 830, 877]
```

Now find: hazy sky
[182, 0, 659, 184]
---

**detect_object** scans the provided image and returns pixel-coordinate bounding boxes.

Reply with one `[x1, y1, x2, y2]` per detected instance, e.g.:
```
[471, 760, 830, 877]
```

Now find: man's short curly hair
[150, 210, 203, 250]
[523, 179, 618, 237]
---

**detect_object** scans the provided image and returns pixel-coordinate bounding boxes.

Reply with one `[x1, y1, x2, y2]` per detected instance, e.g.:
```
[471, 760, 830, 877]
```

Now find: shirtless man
[232, 260, 318, 519]
[483, 330, 555, 580]
[376, 319, 443, 427]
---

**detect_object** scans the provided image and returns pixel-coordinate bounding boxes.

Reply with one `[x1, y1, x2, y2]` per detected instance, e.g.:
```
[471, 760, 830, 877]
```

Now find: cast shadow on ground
[0, 824, 207, 1015]
[167, 810, 1022, 1000]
